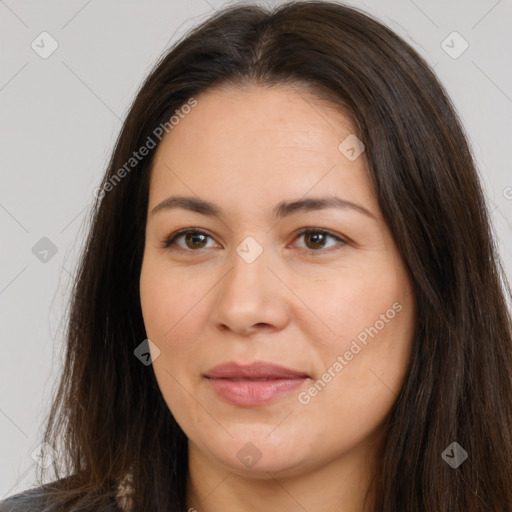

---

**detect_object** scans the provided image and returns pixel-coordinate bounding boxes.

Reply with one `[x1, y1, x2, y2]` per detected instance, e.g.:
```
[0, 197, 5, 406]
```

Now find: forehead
[148, 84, 377, 218]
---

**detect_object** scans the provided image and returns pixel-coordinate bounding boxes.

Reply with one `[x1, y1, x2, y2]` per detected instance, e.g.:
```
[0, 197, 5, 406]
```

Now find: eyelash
[161, 227, 348, 255]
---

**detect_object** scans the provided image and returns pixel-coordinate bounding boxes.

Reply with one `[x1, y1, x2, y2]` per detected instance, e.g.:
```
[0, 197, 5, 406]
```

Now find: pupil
[307, 232, 325, 249]
[186, 233, 207, 249]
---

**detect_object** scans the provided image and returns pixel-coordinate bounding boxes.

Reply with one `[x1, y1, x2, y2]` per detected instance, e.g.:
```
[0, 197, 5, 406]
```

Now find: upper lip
[204, 361, 309, 380]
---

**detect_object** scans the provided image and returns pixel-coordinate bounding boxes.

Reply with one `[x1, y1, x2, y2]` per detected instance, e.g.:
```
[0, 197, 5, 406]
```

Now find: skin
[139, 84, 416, 512]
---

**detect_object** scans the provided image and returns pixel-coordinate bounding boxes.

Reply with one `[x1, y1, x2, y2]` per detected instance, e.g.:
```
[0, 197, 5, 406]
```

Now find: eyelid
[162, 227, 349, 253]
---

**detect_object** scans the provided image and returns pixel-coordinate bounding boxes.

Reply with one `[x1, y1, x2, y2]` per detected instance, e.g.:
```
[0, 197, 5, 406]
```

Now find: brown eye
[162, 228, 347, 254]
[304, 231, 328, 250]
[183, 232, 208, 249]
[163, 229, 217, 251]
[294, 229, 347, 253]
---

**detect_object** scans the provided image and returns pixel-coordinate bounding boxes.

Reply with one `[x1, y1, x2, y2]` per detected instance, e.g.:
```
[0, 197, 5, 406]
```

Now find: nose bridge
[211, 235, 289, 334]
[223, 236, 270, 303]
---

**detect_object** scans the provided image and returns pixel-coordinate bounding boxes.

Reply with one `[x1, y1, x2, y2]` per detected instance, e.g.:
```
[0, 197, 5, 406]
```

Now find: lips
[205, 362, 309, 380]
[204, 362, 309, 406]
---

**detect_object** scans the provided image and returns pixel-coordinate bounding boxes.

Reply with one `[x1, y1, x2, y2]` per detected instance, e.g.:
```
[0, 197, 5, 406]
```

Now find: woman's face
[139, 84, 416, 478]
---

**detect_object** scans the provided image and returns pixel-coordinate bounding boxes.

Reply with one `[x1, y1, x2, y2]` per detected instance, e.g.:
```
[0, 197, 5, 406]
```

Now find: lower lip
[207, 377, 307, 406]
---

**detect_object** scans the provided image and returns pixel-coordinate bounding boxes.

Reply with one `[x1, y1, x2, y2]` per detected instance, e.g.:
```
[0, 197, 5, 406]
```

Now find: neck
[185, 440, 379, 512]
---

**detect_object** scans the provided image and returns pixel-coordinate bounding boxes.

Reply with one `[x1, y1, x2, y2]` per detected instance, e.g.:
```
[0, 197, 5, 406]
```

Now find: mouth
[204, 361, 310, 406]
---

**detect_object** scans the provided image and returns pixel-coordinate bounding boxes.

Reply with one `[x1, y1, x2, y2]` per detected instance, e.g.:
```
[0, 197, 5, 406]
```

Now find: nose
[211, 243, 290, 337]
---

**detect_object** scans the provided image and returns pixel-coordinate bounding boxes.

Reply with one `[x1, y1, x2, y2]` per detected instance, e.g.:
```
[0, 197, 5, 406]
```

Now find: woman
[2, 1, 511, 511]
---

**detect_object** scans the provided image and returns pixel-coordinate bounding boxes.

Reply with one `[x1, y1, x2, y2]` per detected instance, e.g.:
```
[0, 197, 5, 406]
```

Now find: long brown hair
[29, 1, 512, 510]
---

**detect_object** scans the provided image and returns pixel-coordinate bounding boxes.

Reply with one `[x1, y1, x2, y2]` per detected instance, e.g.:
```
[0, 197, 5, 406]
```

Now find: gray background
[1, 0, 511, 497]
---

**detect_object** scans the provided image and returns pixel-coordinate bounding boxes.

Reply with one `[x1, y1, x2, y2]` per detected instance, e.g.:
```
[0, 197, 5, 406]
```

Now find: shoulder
[0, 483, 123, 512]
[0, 485, 49, 511]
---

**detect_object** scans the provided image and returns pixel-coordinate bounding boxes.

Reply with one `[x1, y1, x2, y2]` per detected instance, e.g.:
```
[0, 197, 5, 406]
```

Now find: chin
[202, 435, 315, 478]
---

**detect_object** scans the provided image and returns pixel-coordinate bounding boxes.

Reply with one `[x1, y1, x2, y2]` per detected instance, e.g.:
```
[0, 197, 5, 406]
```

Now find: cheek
[139, 257, 217, 413]
[295, 254, 414, 400]
[140, 257, 207, 343]
[292, 256, 407, 343]
[139, 260, 206, 421]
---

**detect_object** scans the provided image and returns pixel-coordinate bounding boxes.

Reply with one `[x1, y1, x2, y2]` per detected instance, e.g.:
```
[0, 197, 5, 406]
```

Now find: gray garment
[0, 486, 48, 512]
[0, 484, 122, 512]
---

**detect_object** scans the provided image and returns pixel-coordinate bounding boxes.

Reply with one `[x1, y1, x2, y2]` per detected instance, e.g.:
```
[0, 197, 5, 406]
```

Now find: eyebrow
[150, 195, 376, 220]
